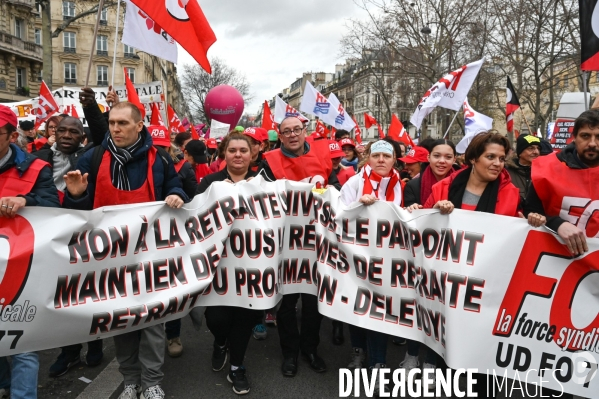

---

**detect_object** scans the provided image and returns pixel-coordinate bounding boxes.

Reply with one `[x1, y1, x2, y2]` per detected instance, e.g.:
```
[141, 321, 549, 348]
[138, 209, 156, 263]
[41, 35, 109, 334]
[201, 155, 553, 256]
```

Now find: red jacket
[423, 168, 520, 217]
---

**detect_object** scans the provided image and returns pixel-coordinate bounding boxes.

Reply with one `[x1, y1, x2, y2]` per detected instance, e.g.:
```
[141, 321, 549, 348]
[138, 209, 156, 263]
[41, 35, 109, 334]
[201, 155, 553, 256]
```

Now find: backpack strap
[155, 146, 171, 199]
[89, 146, 106, 183]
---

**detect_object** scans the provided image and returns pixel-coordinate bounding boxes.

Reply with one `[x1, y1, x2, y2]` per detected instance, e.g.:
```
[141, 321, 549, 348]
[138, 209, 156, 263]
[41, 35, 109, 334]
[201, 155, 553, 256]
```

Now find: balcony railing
[15, 87, 29, 96]
[97, 50, 108, 56]
[100, 20, 108, 26]
[0, 32, 42, 62]
[65, 78, 77, 84]
[124, 53, 139, 59]
[64, 47, 76, 53]
[7, 0, 35, 8]
[97, 81, 108, 87]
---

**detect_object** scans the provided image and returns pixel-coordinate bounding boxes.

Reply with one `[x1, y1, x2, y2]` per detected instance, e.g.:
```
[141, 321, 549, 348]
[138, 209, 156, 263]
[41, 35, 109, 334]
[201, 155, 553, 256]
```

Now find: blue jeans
[0, 352, 39, 398]
[348, 325, 388, 368]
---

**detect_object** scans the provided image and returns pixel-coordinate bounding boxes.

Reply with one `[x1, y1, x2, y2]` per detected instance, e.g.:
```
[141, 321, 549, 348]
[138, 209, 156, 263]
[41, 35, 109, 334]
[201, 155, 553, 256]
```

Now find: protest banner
[0, 177, 597, 397]
[2, 81, 165, 127]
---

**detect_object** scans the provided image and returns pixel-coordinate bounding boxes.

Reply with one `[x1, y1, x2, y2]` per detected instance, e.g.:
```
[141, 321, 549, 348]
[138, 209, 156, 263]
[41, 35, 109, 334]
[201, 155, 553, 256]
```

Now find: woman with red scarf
[339, 140, 402, 394]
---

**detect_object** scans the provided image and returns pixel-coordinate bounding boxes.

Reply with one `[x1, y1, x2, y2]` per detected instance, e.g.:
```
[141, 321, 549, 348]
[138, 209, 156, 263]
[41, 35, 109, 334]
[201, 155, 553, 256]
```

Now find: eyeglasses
[48, 126, 57, 130]
[280, 127, 304, 137]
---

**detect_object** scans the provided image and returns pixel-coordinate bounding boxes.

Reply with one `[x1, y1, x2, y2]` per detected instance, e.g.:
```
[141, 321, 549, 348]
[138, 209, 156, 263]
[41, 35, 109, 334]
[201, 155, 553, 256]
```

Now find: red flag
[376, 124, 386, 139]
[316, 120, 330, 137]
[352, 116, 363, 144]
[261, 101, 278, 132]
[34, 81, 59, 129]
[190, 124, 201, 140]
[168, 105, 185, 133]
[150, 102, 165, 126]
[364, 113, 377, 129]
[124, 68, 146, 120]
[130, 0, 216, 74]
[506, 77, 521, 133]
[388, 114, 414, 146]
[330, 127, 336, 139]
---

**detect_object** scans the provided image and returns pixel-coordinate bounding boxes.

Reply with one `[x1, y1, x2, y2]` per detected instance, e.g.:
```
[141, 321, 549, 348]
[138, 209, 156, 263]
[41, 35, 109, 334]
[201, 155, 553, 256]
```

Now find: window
[16, 68, 26, 88]
[15, 19, 23, 39]
[125, 67, 135, 83]
[124, 44, 137, 58]
[38, 70, 42, 82]
[97, 35, 108, 56]
[97, 66, 108, 86]
[36, 3, 42, 17]
[63, 32, 76, 52]
[63, 1, 75, 18]
[100, 8, 108, 25]
[596, 72, 599, 83]
[64, 63, 77, 84]
[563, 75, 569, 87]
[35, 29, 41, 45]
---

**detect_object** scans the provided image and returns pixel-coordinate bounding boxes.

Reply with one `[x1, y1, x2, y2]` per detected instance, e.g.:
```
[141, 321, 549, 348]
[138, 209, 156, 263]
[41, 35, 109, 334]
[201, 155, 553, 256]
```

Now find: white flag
[210, 119, 230, 139]
[410, 58, 485, 129]
[122, 0, 178, 64]
[328, 93, 356, 131]
[456, 99, 494, 153]
[299, 81, 340, 126]
[274, 96, 308, 124]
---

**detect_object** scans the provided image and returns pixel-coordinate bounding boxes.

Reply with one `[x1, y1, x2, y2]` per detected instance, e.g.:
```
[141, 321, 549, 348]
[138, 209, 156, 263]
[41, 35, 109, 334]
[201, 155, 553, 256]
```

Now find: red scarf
[420, 165, 456, 206]
[362, 167, 400, 202]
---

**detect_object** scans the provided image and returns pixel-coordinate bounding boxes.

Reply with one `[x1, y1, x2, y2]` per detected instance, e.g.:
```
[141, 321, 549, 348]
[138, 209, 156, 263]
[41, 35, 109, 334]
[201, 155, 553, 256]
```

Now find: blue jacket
[0, 144, 60, 207]
[64, 127, 188, 210]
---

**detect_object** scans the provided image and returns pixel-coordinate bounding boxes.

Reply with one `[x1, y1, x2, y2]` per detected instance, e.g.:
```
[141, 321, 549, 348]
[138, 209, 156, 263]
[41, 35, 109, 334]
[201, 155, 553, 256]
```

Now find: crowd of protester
[0, 85, 596, 399]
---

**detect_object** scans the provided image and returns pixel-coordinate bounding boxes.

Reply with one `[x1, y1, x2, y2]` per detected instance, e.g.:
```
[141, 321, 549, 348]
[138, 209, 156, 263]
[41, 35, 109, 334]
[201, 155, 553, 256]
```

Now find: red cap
[328, 140, 344, 158]
[339, 138, 355, 148]
[243, 127, 268, 142]
[149, 125, 171, 147]
[206, 137, 218, 149]
[399, 146, 429, 164]
[0, 105, 17, 128]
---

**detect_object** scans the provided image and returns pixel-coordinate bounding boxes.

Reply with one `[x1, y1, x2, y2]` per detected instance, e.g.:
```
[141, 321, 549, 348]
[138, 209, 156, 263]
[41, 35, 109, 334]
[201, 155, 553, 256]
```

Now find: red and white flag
[62, 104, 80, 119]
[315, 120, 330, 137]
[124, 68, 146, 120]
[352, 116, 363, 144]
[388, 114, 414, 147]
[411, 58, 485, 129]
[150, 102, 165, 126]
[130, 0, 216, 73]
[261, 101, 278, 132]
[506, 77, 521, 133]
[328, 93, 356, 131]
[376, 124, 386, 139]
[299, 81, 340, 126]
[34, 81, 59, 129]
[274, 96, 308, 124]
[167, 105, 185, 133]
[122, 0, 178, 64]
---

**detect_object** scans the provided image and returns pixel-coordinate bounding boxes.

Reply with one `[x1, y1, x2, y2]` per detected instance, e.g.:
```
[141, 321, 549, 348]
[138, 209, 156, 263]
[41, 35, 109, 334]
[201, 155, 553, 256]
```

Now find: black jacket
[82, 99, 110, 146]
[524, 143, 587, 232]
[505, 156, 531, 203]
[196, 168, 256, 195]
[35, 143, 92, 172]
[0, 144, 60, 207]
[176, 160, 198, 198]
[403, 176, 421, 207]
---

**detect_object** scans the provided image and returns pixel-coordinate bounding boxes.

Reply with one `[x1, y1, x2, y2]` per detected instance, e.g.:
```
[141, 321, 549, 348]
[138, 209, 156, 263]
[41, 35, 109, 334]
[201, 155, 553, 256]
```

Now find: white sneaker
[372, 363, 389, 396]
[347, 347, 365, 369]
[399, 353, 420, 372]
[422, 362, 436, 391]
[141, 385, 165, 399]
[0, 388, 9, 399]
[118, 384, 142, 399]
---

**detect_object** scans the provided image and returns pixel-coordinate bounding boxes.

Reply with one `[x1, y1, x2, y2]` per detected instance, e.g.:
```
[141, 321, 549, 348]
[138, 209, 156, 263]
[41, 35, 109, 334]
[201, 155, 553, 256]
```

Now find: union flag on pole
[34, 81, 59, 129]
[167, 105, 185, 133]
[506, 77, 521, 133]
[261, 101, 278, 132]
[130, 0, 216, 73]
[580, 0, 599, 70]
[274, 96, 308, 124]
[150, 102, 166, 127]
[388, 114, 414, 147]
[315, 120, 330, 137]
[364, 113, 377, 129]
[352, 116, 363, 144]
[124, 68, 146, 119]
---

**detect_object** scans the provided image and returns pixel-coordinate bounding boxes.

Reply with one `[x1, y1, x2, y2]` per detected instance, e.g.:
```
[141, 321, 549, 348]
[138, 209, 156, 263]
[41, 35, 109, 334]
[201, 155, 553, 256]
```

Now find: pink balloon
[204, 85, 244, 127]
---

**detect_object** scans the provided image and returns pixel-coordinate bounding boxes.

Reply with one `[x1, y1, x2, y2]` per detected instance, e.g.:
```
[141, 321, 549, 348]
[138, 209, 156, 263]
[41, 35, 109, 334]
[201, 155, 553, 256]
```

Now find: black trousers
[276, 293, 323, 358]
[62, 340, 103, 356]
[205, 306, 262, 367]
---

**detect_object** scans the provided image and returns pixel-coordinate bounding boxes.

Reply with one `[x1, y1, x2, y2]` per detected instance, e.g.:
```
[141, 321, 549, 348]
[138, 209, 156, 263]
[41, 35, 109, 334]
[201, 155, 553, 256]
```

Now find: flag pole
[110, 0, 122, 88]
[583, 71, 589, 111]
[443, 110, 460, 139]
[85, 0, 106, 87]
[520, 108, 534, 135]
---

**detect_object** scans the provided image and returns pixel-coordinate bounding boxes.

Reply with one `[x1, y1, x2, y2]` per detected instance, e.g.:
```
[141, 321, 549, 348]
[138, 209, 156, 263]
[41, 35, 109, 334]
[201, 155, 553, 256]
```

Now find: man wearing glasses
[258, 116, 340, 378]
[0, 105, 59, 399]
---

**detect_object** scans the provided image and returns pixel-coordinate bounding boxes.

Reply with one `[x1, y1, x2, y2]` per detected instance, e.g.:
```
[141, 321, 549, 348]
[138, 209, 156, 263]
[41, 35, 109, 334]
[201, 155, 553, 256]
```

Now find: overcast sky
[177, 0, 369, 115]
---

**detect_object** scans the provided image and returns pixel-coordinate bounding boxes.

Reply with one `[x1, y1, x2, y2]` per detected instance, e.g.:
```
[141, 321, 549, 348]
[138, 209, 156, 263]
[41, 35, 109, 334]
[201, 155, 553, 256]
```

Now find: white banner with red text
[0, 177, 597, 397]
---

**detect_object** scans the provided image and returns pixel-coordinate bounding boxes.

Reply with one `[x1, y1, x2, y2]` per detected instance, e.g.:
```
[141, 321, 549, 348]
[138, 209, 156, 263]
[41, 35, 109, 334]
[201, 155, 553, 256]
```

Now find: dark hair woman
[339, 138, 360, 171]
[195, 133, 260, 395]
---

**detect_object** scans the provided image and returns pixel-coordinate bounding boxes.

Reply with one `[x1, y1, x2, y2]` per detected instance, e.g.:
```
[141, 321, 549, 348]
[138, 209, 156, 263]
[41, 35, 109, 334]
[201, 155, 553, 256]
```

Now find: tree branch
[52, 2, 118, 38]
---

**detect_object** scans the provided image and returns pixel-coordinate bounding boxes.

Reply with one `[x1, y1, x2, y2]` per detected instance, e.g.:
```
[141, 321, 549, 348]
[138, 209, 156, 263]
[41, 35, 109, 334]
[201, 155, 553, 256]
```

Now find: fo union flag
[299, 81, 339, 126]
[328, 93, 356, 131]
[410, 58, 485, 129]
[274, 96, 308, 124]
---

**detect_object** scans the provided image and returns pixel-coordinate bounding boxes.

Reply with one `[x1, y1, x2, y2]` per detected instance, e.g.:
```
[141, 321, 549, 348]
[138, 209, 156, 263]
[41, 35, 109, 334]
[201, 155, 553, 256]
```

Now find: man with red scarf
[525, 109, 599, 257]
[257, 116, 339, 377]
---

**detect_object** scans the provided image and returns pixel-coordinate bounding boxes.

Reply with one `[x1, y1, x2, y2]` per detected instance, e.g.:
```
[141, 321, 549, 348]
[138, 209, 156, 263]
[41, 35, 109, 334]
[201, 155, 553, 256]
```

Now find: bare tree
[180, 57, 253, 124]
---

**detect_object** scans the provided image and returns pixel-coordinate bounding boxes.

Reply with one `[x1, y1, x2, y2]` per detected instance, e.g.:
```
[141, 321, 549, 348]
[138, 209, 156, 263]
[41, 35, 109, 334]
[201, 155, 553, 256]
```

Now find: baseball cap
[516, 134, 541, 156]
[0, 105, 18, 128]
[398, 146, 429, 164]
[19, 120, 35, 130]
[185, 140, 208, 164]
[268, 130, 278, 142]
[243, 127, 268, 142]
[149, 125, 171, 147]
[328, 140, 345, 158]
[339, 138, 355, 148]
[206, 137, 218, 149]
